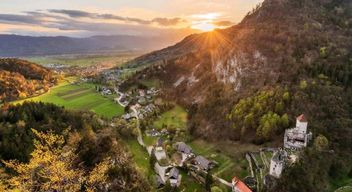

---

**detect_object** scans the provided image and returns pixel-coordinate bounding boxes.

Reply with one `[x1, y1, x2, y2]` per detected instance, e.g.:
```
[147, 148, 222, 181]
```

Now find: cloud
[0, 14, 40, 25]
[0, 10, 195, 38]
[212, 20, 234, 27]
[47, 9, 184, 26]
[152, 17, 184, 26]
[48, 9, 94, 18]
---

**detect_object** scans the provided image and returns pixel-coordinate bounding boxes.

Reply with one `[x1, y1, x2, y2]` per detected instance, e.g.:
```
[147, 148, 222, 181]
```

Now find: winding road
[130, 105, 145, 147]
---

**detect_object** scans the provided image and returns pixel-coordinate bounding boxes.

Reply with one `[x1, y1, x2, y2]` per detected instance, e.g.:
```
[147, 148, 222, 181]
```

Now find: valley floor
[13, 77, 124, 119]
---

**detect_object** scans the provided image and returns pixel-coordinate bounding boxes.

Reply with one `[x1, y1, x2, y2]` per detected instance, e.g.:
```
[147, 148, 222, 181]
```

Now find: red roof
[232, 177, 252, 192]
[296, 114, 307, 122]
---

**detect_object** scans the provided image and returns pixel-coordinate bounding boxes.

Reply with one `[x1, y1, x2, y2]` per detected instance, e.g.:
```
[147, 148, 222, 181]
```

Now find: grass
[331, 176, 352, 191]
[13, 78, 123, 119]
[125, 140, 152, 176]
[153, 105, 187, 130]
[179, 171, 206, 192]
[189, 139, 259, 182]
[139, 79, 161, 88]
[144, 136, 158, 146]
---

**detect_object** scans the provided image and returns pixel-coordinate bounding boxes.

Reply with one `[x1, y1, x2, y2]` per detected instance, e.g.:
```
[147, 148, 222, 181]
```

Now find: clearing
[13, 78, 123, 119]
[153, 105, 188, 130]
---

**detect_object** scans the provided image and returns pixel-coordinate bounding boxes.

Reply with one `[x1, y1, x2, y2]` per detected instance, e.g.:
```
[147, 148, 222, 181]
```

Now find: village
[92, 68, 316, 192]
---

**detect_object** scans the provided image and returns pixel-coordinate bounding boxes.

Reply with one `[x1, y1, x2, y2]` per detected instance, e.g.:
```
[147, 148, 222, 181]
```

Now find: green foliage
[211, 186, 223, 192]
[281, 113, 289, 128]
[320, 47, 327, 58]
[314, 134, 329, 151]
[205, 171, 213, 192]
[229, 87, 290, 141]
[257, 112, 281, 140]
[300, 80, 308, 89]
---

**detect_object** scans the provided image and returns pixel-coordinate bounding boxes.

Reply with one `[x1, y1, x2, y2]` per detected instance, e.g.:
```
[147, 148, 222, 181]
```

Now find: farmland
[13, 78, 123, 119]
[24, 52, 139, 67]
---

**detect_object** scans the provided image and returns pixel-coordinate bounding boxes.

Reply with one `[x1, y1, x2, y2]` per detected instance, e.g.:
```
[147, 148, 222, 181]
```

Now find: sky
[0, 0, 263, 37]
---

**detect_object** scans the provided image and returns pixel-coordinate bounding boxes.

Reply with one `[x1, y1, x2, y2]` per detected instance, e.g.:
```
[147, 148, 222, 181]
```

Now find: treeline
[0, 58, 57, 102]
[0, 102, 150, 191]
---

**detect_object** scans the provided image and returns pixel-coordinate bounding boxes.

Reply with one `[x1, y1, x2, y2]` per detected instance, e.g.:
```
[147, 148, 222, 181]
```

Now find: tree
[283, 91, 290, 101]
[281, 113, 289, 128]
[300, 80, 308, 89]
[314, 134, 329, 151]
[2, 129, 84, 191]
[205, 171, 213, 192]
[149, 151, 157, 169]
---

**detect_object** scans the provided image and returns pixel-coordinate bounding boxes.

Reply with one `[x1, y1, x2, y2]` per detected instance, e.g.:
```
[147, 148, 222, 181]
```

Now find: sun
[190, 13, 221, 32]
[192, 22, 216, 32]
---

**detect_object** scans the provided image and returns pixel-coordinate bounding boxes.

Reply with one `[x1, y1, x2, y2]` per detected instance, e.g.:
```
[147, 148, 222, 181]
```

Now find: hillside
[126, 0, 352, 191]
[0, 58, 57, 102]
[0, 102, 150, 191]
[0, 34, 189, 57]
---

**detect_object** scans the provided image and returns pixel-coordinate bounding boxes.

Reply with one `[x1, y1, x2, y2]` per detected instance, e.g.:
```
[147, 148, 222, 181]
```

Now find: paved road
[114, 88, 128, 107]
[131, 106, 145, 147]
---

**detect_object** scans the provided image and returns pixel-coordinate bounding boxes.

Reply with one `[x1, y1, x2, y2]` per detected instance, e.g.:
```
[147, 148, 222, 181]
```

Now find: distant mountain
[0, 58, 56, 102]
[127, 0, 352, 191]
[0, 34, 183, 57]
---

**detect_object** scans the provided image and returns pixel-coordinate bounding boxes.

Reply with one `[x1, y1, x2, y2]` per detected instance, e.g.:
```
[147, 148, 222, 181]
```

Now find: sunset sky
[0, 0, 263, 37]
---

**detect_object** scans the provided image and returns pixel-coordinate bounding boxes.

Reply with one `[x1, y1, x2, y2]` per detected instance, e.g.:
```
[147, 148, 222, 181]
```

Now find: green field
[189, 139, 258, 182]
[13, 78, 124, 119]
[153, 105, 188, 130]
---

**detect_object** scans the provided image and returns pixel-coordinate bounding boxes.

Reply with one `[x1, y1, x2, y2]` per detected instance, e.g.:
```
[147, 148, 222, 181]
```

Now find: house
[154, 163, 169, 185]
[122, 113, 131, 120]
[232, 177, 252, 192]
[139, 89, 146, 97]
[156, 138, 164, 148]
[156, 175, 165, 188]
[193, 155, 214, 171]
[174, 142, 193, 165]
[146, 129, 160, 137]
[174, 142, 192, 154]
[284, 114, 313, 149]
[167, 167, 181, 187]
[161, 129, 169, 135]
[154, 138, 167, 161]
[269, 149, 287, 178]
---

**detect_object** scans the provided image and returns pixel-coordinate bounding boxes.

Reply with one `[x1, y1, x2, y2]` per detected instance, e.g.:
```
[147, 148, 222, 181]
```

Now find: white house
[269, 150, 287, 178]
[284, 114, 312, 149]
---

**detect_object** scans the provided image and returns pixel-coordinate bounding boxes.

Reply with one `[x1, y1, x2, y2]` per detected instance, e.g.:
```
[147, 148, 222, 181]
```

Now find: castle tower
[296, 114, 308, 134]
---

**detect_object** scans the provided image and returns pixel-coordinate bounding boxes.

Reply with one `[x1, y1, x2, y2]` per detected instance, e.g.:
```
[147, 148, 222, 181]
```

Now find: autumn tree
[2, 129, 84, 191]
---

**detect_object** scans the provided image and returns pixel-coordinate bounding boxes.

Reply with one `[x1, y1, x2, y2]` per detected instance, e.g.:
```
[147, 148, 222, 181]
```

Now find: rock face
[128, 0, 352, 139]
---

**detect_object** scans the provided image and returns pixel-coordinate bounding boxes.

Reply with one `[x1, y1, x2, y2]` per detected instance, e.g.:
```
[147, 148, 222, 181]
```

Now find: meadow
[153, 105, 188, 130]
[14, 78, 124, 119]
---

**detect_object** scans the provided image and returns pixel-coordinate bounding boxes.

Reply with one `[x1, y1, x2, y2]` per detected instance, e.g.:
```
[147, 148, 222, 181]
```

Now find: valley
[0, 0, 352, 192]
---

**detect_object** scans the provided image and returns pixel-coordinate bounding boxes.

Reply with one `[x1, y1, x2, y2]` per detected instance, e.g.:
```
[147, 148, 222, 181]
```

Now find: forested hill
[0, 58, 57, 102]
[0, 102, 150, 191]
[126, 0, 352, 191]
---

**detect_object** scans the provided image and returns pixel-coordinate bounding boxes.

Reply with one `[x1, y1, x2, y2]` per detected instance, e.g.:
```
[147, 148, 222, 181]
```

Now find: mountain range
[0, 34, 188, 57]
